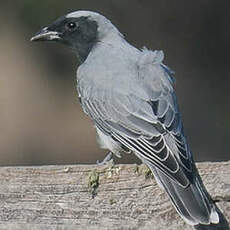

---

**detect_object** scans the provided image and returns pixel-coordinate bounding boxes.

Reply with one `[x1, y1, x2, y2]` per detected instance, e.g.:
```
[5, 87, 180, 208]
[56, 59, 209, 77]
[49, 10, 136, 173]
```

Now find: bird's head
[31, 11, 119, 63]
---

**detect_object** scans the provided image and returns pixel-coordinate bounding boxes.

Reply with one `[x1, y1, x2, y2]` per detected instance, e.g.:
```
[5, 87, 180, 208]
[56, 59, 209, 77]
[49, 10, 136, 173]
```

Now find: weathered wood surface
[0, 161, 229, 230]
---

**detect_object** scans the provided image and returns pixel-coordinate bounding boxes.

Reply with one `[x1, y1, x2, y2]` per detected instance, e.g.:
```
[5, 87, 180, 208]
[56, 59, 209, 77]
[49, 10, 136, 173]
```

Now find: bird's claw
[96, 152, 114, 165]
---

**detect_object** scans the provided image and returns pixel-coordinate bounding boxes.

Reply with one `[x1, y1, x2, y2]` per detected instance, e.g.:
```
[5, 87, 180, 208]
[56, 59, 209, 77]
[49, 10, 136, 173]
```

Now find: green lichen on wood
[133, 164, 140, 174]
[109, 198, 117, 205]
[134, 164, 154, 179]
[106, 165, 121, 178]
[88, 169, 99, 198]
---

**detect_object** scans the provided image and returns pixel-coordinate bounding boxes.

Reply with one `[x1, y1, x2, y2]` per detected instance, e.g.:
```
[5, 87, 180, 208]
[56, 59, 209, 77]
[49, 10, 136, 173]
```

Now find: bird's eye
[66, 22, 77, 30]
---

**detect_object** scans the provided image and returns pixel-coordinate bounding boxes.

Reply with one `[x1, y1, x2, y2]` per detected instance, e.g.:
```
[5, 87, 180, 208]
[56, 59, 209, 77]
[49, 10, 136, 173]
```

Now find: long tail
[148, 164, 219, 225]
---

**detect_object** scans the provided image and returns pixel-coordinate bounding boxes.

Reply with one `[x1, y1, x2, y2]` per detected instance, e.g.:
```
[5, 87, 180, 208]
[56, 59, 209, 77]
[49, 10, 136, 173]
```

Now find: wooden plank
[0, 162, 229, 230]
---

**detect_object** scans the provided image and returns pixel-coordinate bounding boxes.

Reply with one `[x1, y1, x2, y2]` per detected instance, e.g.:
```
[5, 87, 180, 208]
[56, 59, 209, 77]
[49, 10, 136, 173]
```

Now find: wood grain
[0, 161, 229, 230]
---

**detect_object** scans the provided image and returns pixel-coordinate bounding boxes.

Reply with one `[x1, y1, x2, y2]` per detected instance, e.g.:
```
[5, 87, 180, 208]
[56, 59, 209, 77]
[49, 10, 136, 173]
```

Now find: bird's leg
[96, 151, 114, 165]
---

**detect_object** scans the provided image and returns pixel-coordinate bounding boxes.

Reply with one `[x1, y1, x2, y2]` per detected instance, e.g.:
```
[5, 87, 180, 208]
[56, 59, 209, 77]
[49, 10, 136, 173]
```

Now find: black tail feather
[149, 165, 219, 225]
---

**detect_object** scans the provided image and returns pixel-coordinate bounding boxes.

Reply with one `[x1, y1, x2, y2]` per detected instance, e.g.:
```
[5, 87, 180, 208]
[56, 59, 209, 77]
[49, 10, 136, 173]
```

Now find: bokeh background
[0, 1, 229, 166]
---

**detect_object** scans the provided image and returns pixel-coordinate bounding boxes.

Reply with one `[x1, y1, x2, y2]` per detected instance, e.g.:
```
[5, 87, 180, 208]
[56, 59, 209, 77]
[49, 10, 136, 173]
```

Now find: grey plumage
[31, 11, 219, 226]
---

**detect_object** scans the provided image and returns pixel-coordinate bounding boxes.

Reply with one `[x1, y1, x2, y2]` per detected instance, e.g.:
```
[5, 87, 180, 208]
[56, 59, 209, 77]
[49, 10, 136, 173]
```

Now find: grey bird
[31, 11, 219, 226]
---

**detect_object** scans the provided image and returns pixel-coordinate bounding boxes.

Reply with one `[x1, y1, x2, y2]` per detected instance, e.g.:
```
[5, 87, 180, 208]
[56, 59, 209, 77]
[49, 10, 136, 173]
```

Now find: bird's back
[77, 42, 219, 225]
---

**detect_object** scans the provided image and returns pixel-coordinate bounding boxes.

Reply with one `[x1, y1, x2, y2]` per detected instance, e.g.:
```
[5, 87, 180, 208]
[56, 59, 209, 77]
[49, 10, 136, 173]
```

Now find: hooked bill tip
[30, 27, 61, 42]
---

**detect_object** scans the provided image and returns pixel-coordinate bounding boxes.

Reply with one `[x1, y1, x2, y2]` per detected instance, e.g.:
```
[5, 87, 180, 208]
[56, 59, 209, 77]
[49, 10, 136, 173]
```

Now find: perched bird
[31, 11, 219, 227]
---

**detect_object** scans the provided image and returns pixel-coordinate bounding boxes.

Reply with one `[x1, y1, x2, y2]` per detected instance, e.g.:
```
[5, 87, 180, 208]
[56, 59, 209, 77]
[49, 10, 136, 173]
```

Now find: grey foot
[96, 152, 114, 165]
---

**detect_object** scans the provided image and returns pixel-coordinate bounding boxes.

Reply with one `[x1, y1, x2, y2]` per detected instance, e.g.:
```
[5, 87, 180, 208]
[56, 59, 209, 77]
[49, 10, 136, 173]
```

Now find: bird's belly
[96, 127, 122, 158]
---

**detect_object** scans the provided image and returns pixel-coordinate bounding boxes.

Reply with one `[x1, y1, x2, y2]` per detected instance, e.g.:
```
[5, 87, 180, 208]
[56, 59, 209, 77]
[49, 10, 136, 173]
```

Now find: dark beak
[30, 27, 61, 42]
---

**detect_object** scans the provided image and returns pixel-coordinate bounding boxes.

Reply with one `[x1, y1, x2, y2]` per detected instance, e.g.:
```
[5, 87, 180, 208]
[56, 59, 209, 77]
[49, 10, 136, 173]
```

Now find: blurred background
[0, 0, 229, 166]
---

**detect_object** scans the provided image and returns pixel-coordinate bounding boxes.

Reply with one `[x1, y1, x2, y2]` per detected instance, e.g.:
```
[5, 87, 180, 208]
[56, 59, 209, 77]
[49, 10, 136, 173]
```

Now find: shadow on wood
[0, 161, 229, 230]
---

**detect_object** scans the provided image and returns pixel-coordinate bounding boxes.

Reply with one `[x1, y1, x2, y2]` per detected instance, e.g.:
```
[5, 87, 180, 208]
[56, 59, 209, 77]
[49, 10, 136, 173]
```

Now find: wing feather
[79, 55, 193, 187]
